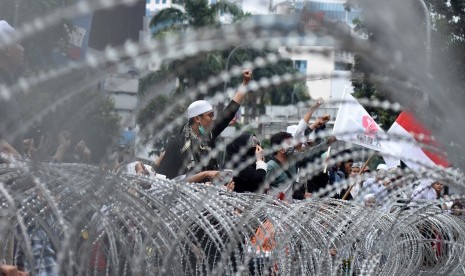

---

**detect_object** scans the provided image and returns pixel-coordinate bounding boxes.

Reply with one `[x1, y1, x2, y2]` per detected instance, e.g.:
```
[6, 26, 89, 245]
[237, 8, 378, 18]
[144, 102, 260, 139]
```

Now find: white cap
[0, 20, 16, 43]
[286, 125, 298, 136]
[187, 100, 213, 119]
[364, 193, 376, 201]
[376, 164, 388, 171]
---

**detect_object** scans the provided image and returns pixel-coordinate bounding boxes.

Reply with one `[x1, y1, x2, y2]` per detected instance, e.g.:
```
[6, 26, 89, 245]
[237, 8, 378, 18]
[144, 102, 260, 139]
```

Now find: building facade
[259, 0, 361, 138]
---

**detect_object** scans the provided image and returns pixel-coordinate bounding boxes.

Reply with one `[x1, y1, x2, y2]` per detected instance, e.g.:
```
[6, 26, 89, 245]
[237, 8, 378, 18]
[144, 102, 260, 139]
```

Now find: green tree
[224, 46, 309, 123]
[146, 0, 247, 92]
[352, 55, 399, 129]
[426, 0, 465, 83]
[351, 0, 465, 130]
[137, 95, 184, 156]
[150, 0, 246, 35]
[19, 69, 121, 163]
[351, 15, 400, 130]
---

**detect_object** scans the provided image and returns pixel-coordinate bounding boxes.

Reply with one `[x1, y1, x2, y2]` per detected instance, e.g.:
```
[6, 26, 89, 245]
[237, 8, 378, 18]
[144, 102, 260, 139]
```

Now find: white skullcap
[0, 20, 16, 43]
[286, 125, 298, 137]
[376, 164, 387, 171]
[364, 193, 375, 201]
[187, 100, 213, 119]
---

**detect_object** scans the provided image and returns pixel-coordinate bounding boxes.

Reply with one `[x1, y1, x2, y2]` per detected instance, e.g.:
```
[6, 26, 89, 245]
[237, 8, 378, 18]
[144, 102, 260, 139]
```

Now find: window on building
[294, 60, 307, 74]
[335, 62, 351, 71]
[115, 109, 133, 114]
[155, 0, 160, 3]
[162, 0, 166, 3]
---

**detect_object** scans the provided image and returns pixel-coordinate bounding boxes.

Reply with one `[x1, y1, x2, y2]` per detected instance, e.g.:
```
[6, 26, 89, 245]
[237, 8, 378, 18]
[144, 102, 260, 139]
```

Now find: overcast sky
[241, 0, 271, 14]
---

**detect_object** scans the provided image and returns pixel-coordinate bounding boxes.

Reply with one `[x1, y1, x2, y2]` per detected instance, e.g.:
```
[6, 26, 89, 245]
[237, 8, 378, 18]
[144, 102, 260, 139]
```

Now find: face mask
[197, 115, 210, 136]
[284, 146, 295, 157]
[199, 124, 206, 136]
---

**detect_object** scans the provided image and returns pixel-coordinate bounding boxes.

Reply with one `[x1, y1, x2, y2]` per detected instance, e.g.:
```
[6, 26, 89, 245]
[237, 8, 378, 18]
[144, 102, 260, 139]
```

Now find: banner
[384, 111, 449, 168]
[333, 89, 385, 151]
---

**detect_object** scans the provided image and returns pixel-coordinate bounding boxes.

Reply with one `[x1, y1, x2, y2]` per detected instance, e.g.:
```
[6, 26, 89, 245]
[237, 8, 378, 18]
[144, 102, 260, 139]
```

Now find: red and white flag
[333, 90, 387, 151]
[383, 111, 449, 169]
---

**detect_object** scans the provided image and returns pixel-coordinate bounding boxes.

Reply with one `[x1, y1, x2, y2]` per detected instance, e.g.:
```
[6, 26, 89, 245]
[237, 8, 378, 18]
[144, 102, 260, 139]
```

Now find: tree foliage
[426, 0, 465, 83]
[352, 0, 465, 129]
[145, 0, 247, 93]
[225, 47, 308, 106]
[149, 0, 247, 36]
[351, 55, 399, 129]
[19, 70, 121, 163]
[137, 95, 172, 129]
[137, 95, 179, 156]
[0, 1, 122, 162]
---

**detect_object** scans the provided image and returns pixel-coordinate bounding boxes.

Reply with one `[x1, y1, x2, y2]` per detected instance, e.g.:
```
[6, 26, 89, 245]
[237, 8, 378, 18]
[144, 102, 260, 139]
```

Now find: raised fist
[321, 114, 331, 123]
[242, 69, 252, 84]
[75, 140, 92, 162]
[58, 131, 72, 149]
[255, 145, 264, 161]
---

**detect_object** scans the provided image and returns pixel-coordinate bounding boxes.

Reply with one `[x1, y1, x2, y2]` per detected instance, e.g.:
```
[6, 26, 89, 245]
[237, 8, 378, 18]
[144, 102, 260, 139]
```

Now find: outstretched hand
[58, 131, 72, 149]
[255, 145, 264, 162]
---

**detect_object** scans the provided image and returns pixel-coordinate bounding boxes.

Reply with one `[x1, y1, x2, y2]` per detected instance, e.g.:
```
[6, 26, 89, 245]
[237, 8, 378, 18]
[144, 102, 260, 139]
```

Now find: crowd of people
[1, 19, 465, 275]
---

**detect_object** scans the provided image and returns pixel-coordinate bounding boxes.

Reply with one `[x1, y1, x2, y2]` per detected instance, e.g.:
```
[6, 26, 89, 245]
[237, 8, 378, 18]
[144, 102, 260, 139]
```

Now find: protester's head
[270, 131, 294, 160]
[226, 132, 258, 166]
[375, 163, 388, 180]
[376, 164, 387, 171]
[364, 194, 376, 208]
[343, 159, 353, 175]
[362, 167, 371, 174]
[118, 145, 133, 164]
[330, 149, 352, 177]
[432, 181, 444, 193]
[350, 162, 361, 177]
[0, 20, 24, 75]
[451, 201, 463, 216]
[307, 171, 329, 194]
[187, 100, 214, 135]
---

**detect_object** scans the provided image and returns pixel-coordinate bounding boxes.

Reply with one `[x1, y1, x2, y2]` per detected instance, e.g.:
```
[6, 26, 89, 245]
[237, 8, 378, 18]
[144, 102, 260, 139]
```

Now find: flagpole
[332, 86, 348, 138]
[324, 86, 349, 173]
[342, 151, 375, 200]
[323, 146, 331, 173]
